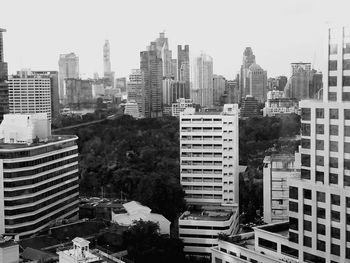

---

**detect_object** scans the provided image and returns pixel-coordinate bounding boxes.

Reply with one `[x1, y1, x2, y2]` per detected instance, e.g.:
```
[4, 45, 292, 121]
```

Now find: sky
[1, 0, 349, 80]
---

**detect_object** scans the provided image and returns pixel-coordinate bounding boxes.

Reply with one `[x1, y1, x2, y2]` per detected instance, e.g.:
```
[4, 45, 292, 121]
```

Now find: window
[304, 252, 325, 263]
[344, 76, 350, 86]
[304, 204, 312, 215]
[303, 189, 312, 200]
[281, 245, 298, 259]
[316, 171, 324, 183]
[330, 173, 338, 184]
[301, 123, 311, 136]
[289, 217, 298, 230]
[316, 155, 324, 166]
[347, 197, 350, 208]
[317, 239, 325, 252]
[344, 59, 350, 70]
[316, 108, 324, 118]
[316, 124, 324, 134]
[289, 201, 298, 212]
[317, 191, 325, 202]
[301, 169, 311, 180]
[329, 60, 337, 70]
[330, 125, 338, 135]
[329, 92, 337, 101]
[303, 236, 312, 247]
[301, 108, 311, 121]
[331, 244, 340, 256]
[330, 109, 339, 119]
[258, 238, 277, 251]
[330, 141, 338, 152]
[329, 43, 338, 54]
[317, 207, 325, 219]
[304, 220, 312, 231]
[344, 175, 350, 187]
[317, 223, 325, 235]
[343, 92, 350, 101]
[316, 140, 324, 150]
[301, 138, 310, 149]
[301, 154, 310, 167]
[331, 210, 340, 222]
[345, 109, 350, 120]
[345, 159, 350, 170]
[329, 157, 338, 168]
[329, 76, 337, 86]
[289, 186, 298, 199]
[331, 194, 340, 206]
[345, 142, 350, 153]
[344, 42, 350, 54]
[289, 232, 298, 244]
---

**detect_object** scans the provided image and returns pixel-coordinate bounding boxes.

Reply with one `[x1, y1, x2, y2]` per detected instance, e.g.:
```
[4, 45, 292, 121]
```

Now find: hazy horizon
[1, 0, 349, 80]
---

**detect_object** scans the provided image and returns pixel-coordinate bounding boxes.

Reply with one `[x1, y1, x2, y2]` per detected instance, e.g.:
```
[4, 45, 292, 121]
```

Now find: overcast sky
[1, 0, 349, 79]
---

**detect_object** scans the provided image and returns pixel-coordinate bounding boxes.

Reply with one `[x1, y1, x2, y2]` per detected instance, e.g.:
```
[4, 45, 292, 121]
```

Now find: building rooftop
[180, 207, 237, 221]
[264, 154, 295, 163]
[0, 134, 77, 150]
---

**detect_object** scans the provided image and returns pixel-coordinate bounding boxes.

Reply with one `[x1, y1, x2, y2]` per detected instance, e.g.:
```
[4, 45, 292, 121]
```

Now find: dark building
[240, 95, 259, 118]
[222, 79, 239, 104]
[0, 28, 8, 120]
[140, 42, 163, 118]
[32, 71, 59, 118]
[65, 79, 93, 108]
[276, 76, 288, 91]
[171, 81, 190, 103]
[309, 70, 323, 99]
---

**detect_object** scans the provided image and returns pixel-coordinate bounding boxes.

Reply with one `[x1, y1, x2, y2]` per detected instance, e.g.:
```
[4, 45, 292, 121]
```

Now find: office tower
[190, 52, 213, 107]
[65, 79, 93, 108]
[31, 71, 59, 119]
[0, 28, 8, 121]
[276, 75, 288, 91]
[247, 63, 267, 103]
[116, 77, 126, 93]
[7, 69, 52, 121]
[240, 95, 259, 118]
[309, 70, 323, 99]
[263, 90, 299, 117]
[140, 42, 163, 118]
[170, 81, 189, 103]
[0, 113, 79, 239]
[179, 105, 240, 256]
[58, 53, 79, 104]
[213, 75, 226, 106]
[239, 47, 256, 101]
[178, 44, 190, 97]
[127, 69, 144, 117]
[171, 98, 193, 117]
[103, 40, 111, 77]
[267, 77, 277, 91]
[284, 62, 311, 100]
[263, 154, 296, 223]
[223, 79, 239, 104]
[171, 58, 178, 80]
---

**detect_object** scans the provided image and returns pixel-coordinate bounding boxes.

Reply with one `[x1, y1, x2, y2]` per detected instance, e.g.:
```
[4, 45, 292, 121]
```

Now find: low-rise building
[263, 91, 299, 117]
[172, 98, 193, 117]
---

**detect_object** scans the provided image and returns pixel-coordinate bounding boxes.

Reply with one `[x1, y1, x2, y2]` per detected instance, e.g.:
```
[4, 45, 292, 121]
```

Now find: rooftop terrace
[180, 207, 236, 221]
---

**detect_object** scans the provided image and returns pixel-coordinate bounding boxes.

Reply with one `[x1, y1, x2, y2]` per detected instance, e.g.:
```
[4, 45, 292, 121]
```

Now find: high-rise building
[127, 69, 144, 117]
[58, 53, 79, 104]
[65, 79, 93, 108]
[8, 69, 52, 121]
[276, 75, 288, 91]
[284, 62, 311, 100]
[247, 63, 267, 103]
[116, 77, 126, 93]
[240, 95, 259, 118]
[213, 75, 226, 106]
[103, 40, 111, 77]
[239, 47, 256, 101]
[309, 70, 323, 99]
[179, 105, 240, 256]
[0, 113, 79, 239]
[223, 79, 239, 104]
[170, 81, 190, 103]
[178, 45, 190, 83]
[140, 42, 163, 118]
[0, 28, 8, 121]
[190, 52, 213, 107]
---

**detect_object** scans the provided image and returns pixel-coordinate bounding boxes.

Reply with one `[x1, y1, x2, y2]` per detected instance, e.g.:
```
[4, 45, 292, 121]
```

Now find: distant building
[276, 75, 288, 91]
[8, 69, 52, 121]
[170, 81, 189, 103]
[263, 154, 297, 223]
[263, 90, 299, 117]
[124, 100, 140, 119]
[112, 201, 170, 235]
[171, 98, 193, 117]
[240, 95, 259, 118]
[190, 52, 213, 107]
[116, 77, 126, 93]
[213, 75, 226, 106]
[65, 79, 93, 108]
[92, 82, 105, 98]
[0, 114, 79, 239]
[103, 40, 111, 77]
[239, 47, 256, 101]
[0, 28, 8, 121]
[284, 62, 311, 100]
[179, 105, 240, 256]
[58, 53, 79, 104]
[127, 69, 144, 117]
[309, 70, 323, 99]
[247, 63, 267, 103]
[178, 45, 190, 97]
[223, 79, 239, 104]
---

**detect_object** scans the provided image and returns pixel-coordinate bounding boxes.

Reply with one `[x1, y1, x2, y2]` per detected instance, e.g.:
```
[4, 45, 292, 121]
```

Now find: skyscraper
[0, 28, 8, 121]
[190, 52, 213, 107]
[213, 75, 226, 105]
[8, 69, 52, 121]
[58, 53, 79, 104]
[178, 45, 190, 82]
[247, 63, 267, 103]
[103, 40, 111, 77]
[239, 47, 256, 101]
[127, 69, 144, 117]
[140, 42, 163, 118]
[284, 62, 311, 100]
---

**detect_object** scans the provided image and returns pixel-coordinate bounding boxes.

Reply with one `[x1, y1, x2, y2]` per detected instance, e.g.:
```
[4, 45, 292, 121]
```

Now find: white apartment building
[172, 98, 193, 117]
[0, 114, 79, 239]
[263, 154, 296, 224]
[179, 104, 240, 257]
[8, 69, 52, 121]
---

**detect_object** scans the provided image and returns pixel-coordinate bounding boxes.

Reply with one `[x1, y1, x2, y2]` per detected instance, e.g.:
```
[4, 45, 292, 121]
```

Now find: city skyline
[1, 0, 349, 80]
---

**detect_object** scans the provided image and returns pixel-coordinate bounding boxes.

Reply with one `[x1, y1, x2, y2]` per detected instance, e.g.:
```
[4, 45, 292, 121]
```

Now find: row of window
[301, 154, 350, 171]
[301, 168, 350, 185]
[302, 123, 350, 137]
[290, 186, 343, 205]
[329, 59, 350, 70]
[179, 225, 230, 230]
[302, 138, 350, 153]
[302, 108, 350, 120]
[328, 76, 350, 86]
